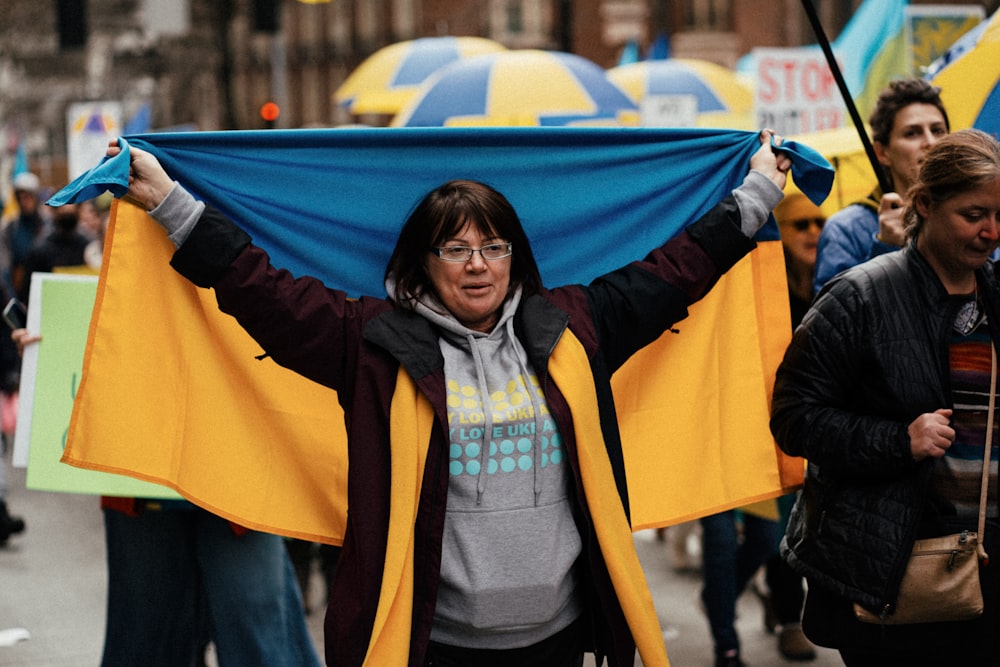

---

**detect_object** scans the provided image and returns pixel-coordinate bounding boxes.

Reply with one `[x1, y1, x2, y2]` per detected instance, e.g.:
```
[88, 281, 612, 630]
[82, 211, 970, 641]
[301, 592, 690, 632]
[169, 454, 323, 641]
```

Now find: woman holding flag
[107, 130, 790, 667]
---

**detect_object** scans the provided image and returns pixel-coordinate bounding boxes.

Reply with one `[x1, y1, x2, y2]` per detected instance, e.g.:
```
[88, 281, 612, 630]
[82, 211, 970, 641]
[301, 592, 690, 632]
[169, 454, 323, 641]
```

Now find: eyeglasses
[791, 218, 825, 232]
[432, 242, 513, 262]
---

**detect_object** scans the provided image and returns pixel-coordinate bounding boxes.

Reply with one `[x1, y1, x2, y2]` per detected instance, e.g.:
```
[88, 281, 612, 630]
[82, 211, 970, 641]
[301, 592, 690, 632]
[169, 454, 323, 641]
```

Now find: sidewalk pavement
[1, 450, 842, 666]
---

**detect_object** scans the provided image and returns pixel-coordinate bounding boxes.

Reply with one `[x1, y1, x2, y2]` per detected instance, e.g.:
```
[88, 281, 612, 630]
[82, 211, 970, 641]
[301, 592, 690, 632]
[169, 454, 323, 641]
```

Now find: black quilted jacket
[770, 243, 999, 614]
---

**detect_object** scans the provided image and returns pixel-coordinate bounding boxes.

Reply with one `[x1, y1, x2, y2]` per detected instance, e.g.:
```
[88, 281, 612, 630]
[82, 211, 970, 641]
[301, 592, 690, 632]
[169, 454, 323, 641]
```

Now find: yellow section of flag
[63, 201, 802, 544]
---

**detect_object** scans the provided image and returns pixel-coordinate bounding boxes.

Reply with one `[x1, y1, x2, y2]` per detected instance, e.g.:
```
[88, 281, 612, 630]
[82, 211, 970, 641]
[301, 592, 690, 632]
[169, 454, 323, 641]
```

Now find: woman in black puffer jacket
[771, 129, 1000, 666]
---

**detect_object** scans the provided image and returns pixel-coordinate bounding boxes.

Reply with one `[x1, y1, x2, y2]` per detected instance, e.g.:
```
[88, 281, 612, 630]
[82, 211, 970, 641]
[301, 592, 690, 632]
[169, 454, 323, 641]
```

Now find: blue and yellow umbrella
[391, 50, 639, 127]
[607, 58, 754, 129]
[334, 36, 507, 115]
[930, 8, 1000, 136]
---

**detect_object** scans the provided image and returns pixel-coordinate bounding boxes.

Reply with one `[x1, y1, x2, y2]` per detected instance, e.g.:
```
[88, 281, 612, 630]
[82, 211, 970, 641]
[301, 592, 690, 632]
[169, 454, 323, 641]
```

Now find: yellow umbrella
[607, 58, 754, 129]
[334, 36, 507, 116]
[391, 50, 639, 127]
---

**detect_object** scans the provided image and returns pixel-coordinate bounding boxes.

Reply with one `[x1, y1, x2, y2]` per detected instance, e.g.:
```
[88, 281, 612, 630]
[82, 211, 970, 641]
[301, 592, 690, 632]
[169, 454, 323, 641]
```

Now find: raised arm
[573, 129, 790, 372]
[103, 140, 369, 395]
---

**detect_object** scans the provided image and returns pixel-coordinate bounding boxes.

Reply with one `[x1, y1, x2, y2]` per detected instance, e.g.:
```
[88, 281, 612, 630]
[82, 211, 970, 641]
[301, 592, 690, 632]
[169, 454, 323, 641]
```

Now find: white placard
[640, 95, 699, 128]
[753, 47, 846, 135]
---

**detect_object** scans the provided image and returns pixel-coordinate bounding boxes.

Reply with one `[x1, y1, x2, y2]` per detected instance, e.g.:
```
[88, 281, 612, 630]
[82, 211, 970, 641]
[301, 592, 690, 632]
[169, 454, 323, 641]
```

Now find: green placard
[23, 273, 180, 498]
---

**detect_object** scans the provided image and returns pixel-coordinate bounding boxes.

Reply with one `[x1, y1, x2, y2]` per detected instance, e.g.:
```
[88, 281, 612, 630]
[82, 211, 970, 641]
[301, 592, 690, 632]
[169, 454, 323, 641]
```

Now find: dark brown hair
[904, 129, 1000, 240]
[869, 78, 949, 145]
[385, 180, 543, 304]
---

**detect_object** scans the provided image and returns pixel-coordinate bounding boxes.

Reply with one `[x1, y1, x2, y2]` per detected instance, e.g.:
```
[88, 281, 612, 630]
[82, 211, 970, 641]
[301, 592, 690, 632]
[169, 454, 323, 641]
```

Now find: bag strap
[978, 345, 996, 562]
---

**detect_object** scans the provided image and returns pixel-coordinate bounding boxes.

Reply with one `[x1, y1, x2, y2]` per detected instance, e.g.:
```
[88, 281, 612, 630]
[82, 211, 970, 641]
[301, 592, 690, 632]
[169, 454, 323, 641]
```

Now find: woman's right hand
[877, 192, 907, 246]
[908, 408, 954, 461]
[106, 140, 174, 211]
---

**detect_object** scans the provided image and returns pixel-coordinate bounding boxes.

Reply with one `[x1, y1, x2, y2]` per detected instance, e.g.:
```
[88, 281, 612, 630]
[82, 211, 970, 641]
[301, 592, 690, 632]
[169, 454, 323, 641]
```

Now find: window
[506, 1, 524, 34]
[683, 0, 731, 31]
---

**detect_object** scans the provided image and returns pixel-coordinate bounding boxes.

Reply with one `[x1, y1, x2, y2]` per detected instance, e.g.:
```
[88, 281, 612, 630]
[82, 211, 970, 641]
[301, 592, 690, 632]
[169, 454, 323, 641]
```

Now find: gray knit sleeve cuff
[148, 182, 206, 248]
[732, 170, 784, 238]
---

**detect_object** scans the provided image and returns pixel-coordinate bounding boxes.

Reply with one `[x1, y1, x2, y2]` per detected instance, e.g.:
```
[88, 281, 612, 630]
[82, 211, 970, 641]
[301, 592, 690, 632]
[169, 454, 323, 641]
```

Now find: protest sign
[15, 272, 178, 498]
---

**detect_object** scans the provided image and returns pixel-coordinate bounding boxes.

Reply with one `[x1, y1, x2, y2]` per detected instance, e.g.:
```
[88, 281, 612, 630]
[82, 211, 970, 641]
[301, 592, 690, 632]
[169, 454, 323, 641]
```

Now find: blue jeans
[101, 502, 320, 667]
[700, 510, 780, 657]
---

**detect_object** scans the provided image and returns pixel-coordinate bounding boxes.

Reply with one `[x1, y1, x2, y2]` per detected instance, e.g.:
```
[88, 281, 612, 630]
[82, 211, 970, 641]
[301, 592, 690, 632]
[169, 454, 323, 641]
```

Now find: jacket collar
[901, 243, 997, 305]
[363, 292, 570, 383]
[363, 306, 442, 381]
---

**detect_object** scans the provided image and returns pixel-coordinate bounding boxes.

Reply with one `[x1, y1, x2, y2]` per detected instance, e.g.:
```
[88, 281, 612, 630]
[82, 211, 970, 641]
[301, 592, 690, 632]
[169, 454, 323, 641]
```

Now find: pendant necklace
[954, 284, 983, 336]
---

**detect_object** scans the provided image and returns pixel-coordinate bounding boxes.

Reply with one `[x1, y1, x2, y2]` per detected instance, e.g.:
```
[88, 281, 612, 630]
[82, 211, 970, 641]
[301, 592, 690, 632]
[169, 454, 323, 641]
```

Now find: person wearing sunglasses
[776, 194, 825, 327]
[107, 131, 790, 667]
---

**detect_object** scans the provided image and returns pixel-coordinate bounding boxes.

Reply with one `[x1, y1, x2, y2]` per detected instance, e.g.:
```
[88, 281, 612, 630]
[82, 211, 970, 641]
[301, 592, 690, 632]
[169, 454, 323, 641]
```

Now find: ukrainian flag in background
[931, 7, 1000, 137]
[837, 0, 986, 120]
[2, 140, 31, 220]
[733, 0, 909, 126]
[836, 0, 909, 119]
[738, 0, 981, 124]
[51, 127, 830, 544]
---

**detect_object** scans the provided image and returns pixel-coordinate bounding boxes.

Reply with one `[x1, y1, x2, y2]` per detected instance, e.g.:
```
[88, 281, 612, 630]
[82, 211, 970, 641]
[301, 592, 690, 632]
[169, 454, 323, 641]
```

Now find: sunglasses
[791, 218, 825, 232]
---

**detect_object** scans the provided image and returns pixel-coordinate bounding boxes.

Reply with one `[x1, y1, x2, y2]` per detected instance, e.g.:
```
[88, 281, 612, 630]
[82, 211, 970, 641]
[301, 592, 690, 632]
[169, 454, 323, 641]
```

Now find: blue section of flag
[647, 34, 670, 61]
[49, 127, 831, 295]
[123, 103, 152, 135]
[831, 0, 908, 95]
[976, 85, 1000, 135]
[12, 140, 29, 177]
[618, 40, 640, 66]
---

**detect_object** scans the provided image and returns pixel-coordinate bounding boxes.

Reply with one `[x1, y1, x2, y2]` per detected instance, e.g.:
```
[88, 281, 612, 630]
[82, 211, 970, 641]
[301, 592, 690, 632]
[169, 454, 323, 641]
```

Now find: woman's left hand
[750, 129, 792, 190]
[106, 140, 174, 211]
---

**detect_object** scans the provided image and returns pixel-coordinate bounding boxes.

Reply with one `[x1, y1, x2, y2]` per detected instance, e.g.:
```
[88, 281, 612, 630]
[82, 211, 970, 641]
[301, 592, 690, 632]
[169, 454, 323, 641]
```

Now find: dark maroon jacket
[169, 195, 755, 666]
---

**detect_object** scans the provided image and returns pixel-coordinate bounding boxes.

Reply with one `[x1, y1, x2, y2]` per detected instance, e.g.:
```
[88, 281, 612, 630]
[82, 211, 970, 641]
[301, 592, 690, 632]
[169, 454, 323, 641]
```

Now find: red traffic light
[260, 101, 280, 122]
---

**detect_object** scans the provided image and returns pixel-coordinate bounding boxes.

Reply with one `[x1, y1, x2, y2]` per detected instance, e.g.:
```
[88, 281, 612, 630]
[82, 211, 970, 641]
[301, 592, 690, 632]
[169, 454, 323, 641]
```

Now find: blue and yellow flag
[931, 8, 1000, 137]
[833, 0, 909, 119]
[53, 127, 829, 544]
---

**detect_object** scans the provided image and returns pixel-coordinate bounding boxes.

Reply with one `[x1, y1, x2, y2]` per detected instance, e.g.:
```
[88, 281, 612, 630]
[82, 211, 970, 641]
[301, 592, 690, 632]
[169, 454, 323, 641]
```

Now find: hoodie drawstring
[467, 332, 494, 505]
[507, 317, 546, 505]
[466, 318, 546, 507]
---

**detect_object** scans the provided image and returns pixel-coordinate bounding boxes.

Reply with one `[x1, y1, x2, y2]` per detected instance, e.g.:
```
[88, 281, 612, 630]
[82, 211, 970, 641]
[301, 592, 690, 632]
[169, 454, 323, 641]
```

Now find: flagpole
[800, 0, 893, 194]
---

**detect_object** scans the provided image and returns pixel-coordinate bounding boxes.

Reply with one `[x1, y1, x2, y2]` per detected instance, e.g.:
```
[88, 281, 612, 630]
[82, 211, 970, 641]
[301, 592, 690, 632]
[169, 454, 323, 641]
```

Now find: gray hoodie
[398, 284, 583, 650]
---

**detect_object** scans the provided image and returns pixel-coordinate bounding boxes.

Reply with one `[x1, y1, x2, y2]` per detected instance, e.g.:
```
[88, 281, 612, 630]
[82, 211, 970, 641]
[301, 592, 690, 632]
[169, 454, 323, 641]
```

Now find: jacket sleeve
[770, 277, 917, 479]
[169, 205, 376, 398]
[169, 206, 251, 287]
[813, 202, 892, 295]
